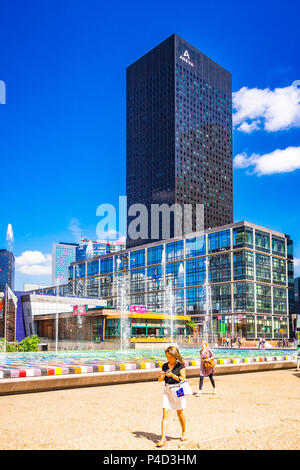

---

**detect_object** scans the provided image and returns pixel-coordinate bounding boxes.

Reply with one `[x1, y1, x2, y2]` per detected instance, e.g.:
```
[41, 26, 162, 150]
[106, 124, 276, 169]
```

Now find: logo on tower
[179, 50, 194, 67]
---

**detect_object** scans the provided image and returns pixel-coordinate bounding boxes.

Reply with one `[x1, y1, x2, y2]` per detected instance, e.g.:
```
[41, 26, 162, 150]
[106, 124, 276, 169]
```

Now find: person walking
[194, 341, 216, 396]
[157, 346, 187, 447]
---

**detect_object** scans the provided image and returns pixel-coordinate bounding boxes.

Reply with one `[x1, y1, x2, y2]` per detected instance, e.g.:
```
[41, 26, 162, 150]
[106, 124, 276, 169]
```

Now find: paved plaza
[0, 369, 299, 450]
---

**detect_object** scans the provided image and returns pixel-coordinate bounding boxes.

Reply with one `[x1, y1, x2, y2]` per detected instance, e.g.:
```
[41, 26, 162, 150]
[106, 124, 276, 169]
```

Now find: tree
[186, 320, 197, 333]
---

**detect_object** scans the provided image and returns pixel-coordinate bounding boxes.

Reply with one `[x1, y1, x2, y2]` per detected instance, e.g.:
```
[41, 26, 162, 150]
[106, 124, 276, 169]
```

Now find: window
[186, 258, 206, 286]
[165, 262, 184, 288]
[75, 263, 86, 279]
[273, 287, 287, 314]
[186, 287, 205, 314]
[233, 251, 254, 280]
[100, 257, 113, 274]
[256, 284, 272, 313]
[233, 227, 253, 248]
[211, 284, 231, 313]
[208, 230, 230, 253]
[166, 240, 184, 261]
[87, 260, 99, 277]
[272, 236, 285, 256]
[147, 245, 163, 265]
[209, 254, 231, 283]
[272, 257, 286, 286]
[130, 250, 145, 268]
[130, 269, 146, 293]
[233, 282, 255, 312]
[185, 235, 206, 258]
[256, 253, 271, 283]
[147, 266, 163, 291]
[255, 230, 270, 252]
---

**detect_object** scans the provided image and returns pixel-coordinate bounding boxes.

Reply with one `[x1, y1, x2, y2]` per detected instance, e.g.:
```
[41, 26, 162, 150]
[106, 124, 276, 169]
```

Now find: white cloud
[68, 218, 85, 242]
[294, 258, 300, 277]
[233, 81, 300, 133]
[234, 146, 300, 175]
[16, 251, 52, 276]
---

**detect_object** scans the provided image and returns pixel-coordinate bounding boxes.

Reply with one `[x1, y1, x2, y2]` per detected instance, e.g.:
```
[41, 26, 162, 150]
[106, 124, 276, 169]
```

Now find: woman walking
[157, 346, 187, 447]
[195, 341, 216, 396]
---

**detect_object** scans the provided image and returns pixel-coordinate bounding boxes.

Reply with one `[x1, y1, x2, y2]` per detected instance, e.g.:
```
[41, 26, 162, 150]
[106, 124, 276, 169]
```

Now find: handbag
[204, 359, 215, 368]
[175, 379, 193, 398]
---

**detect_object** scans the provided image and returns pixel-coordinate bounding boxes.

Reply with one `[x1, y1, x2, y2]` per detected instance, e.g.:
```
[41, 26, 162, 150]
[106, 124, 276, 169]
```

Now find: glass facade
[59, 223, 294, 339]
[52, 243, 78, 285]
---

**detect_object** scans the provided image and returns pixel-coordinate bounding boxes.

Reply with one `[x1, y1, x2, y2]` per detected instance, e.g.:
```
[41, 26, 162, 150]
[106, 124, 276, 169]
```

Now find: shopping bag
[178, 379, 193, 396]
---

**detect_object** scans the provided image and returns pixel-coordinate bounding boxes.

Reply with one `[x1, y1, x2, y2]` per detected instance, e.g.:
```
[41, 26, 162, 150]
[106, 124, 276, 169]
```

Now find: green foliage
[186, 320, 197, 331]
[18, 335, 41, 352]
[0, 338, 18, 352]
[0, 335, 41, 352]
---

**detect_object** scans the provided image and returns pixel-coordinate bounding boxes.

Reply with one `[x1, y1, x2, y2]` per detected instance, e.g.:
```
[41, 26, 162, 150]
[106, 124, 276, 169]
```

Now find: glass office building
[64, 221, 294, 339]
[126, 34, 233, 248]
[0, 249, 15, 292]
[52, 242, 79, 285]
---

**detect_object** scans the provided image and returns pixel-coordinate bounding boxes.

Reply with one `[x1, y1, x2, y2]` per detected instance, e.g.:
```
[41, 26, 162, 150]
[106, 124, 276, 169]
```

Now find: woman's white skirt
[162, 384, 186, 411]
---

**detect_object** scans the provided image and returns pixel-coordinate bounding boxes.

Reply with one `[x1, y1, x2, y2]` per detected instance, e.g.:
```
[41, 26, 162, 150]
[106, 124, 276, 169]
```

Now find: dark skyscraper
[0, 249, 15, 292]
[126, 34, 233, 248]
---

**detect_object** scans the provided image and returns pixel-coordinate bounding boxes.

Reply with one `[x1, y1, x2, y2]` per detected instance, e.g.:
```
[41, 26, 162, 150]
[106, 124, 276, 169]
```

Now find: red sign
[73, 305, 87, 316]
[129, 305, 147, 314]
[218, 315, 222, 320]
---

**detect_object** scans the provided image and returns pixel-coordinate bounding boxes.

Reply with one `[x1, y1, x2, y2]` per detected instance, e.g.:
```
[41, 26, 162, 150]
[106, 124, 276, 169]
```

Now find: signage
[129, 305, 147, 314]
[179, 50, 194, 67]
[279, 329, 285, 333]
[73, 305, 87, 316]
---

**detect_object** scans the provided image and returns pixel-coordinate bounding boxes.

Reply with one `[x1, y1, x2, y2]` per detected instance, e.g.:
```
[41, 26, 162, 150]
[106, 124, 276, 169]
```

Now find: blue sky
[0, 0, 299, 289]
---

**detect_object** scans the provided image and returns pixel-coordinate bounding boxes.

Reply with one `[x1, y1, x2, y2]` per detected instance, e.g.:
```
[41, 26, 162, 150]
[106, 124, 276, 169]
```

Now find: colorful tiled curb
[0, 356, 297, 380]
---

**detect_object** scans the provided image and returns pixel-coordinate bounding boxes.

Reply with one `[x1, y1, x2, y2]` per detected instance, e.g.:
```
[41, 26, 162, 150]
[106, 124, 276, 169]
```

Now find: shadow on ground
[132, 431, 179, 444]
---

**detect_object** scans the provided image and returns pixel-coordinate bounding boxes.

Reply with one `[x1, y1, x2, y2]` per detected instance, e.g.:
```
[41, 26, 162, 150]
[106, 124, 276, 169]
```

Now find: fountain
[202, 259, 214, 346]
[116, 257, 130, 352]
[162, 252, 184, 345]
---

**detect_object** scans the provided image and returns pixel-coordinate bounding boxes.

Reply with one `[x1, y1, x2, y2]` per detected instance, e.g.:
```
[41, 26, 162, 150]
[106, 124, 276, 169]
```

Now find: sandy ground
[0, 369, 299, 450]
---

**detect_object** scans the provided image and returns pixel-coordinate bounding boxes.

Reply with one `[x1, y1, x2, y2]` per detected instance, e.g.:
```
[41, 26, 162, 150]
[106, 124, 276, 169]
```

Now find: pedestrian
[157, 346, 188, 447]
[194, 341, 216, 396]
[237, 337, 241, 348]
[226, 337, 230, 348]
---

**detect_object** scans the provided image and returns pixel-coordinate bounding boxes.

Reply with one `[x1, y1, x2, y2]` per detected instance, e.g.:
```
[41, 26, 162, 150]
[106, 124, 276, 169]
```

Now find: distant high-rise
[0, 249, 15, 292]
[76, 239, 125, 261]
[126, 34, 233, 247]
[52, 242, 79, 285]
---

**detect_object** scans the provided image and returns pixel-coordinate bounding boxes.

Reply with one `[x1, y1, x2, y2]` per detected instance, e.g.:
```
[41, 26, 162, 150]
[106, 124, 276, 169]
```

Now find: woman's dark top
[162, 362, 185, 384]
